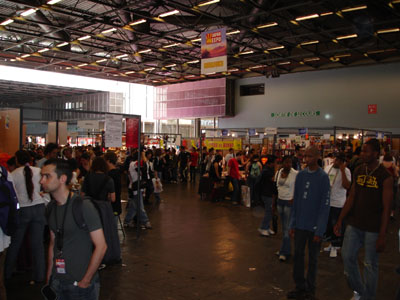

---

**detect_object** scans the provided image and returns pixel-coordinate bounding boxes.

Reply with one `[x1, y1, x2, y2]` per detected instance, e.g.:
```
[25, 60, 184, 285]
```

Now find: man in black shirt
[178, 147, 191, 183]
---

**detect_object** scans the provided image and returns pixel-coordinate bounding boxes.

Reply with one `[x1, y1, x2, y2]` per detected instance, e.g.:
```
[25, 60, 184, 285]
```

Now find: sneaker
[275, 251, 280, 257]
[279, 255, 286, 262]
[350, 291, 361, 300]
[324, 244, 332, 252]
[145, 222, 152, 229]
[329, 248, 338, 258]
[267, 229, 275, 235]
[98, 264, 106, 270]
[287, 289, 305, 299]
[258, 228, 270, 236]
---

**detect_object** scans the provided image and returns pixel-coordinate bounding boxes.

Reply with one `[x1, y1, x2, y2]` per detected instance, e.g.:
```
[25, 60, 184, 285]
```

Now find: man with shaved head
[287, 146, 331, 300]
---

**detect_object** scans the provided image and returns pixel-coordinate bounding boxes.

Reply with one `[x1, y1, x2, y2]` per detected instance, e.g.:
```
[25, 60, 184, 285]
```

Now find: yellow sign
[204, 139, 242, 151]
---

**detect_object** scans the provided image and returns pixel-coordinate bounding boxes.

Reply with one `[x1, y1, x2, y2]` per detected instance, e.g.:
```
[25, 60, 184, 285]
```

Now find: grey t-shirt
[48, 194, 102, 283]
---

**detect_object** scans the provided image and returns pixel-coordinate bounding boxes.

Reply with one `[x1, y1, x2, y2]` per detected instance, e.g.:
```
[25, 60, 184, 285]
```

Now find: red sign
[368, 104, 377, 114]
[126, 118, 139, 148]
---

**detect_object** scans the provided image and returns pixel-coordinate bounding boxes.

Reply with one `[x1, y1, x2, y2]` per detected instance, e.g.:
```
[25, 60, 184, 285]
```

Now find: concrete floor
[6, 181, 400, 300]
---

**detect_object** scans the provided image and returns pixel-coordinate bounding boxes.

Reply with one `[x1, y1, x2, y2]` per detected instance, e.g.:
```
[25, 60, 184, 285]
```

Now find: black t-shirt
[108, 169, 122, 215]
[78, 165, 88, 179]
[82, 172, 115, 201]
[260, 166, 277, 197]
[178, 152, 191, 167]
[348, 164, 391, 232]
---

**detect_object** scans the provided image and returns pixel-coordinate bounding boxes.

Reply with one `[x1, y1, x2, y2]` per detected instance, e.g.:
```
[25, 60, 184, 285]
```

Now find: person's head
[81, 152, 90, 163]
[63, 147, 72, 159]
[15, 150, 34, 200]
[327, 153, 333, 158]
[214, 154, 223, 163]
[172, 148, 176, 154]
[75, 147, 83, 158]
[90, 156, 108, 173]
[236, 151, 242, 159]
[251, 154, 260, 162]
[282, 156, 292, 172]
[36, 148, 44, 158]
[362, 139, 380, 164]
[41, 158, 73, 194]
[155, 148, 162, 157]
[209, 148, 214, 155]
[229, 148, 234, 154]
[44, 143, 58, 159]
[202, 146, 207, 152]
[265, 155, 276, 167]
[180, 146, 186, 152]
[333, 153, 346, 168]
[191, 147, 197, 152]
[383, 153, 393, 162]
[145, 149, 153, 159]
[304, 146, 320, 168]
[6, 157, 16, 172]
[104, 151, 118, 167]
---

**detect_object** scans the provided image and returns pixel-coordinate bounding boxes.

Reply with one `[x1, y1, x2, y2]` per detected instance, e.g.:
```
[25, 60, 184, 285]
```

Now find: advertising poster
[105, 114, 122, 147]
[126, 118, 139, 148]
[201, 28, 227, 74]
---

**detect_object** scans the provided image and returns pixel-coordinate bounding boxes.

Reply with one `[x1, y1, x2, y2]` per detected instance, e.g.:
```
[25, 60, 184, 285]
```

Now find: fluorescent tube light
[227, 30, 240, 35]
[0, 19, 14, 26]
[198, 0, 220, 7]
[336, 33, 357, 40]
[56, 42, 69, 47]
[38, 48, 49, 53]
[21, 8, 37, 17]
[144, 67, 155, 71]
[129, 19, 146, 26]
[267, 45, 284, 51]
[320, 12, 333, 16]
[239, 50, 253, 55]
[116, 54, 128, 59]
[101, 28, 117, 34]
[341, 5, 367, 12]
[78, 63, 88, 67]
[138, 49, 151, 54]
[125, 71, 135, 74]
[47, 0, 62, 4]
[187, 60, 199, 64]
[163, 43, 180, 48]
[257, 22, 278, 29]
[159, 10, 179, 18]
[165, 64, 176, 67]
[300, 40, 319, 46]
[377, 28, 399, 34]
[335, 53, 351, 58]
[304, 57, 320, 62]
[295, 14, 319, 21]
[191, 38, 201, 42]
[78, 35, 91, 41]
[96, 59, 107, 63]
[277, 61, 291, 65]
[21, 54, 30, 58]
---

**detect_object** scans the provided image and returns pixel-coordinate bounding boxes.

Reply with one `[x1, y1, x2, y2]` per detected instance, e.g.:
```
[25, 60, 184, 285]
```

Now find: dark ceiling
[0, 0, 399, 85]
[0, 78, 97, 103]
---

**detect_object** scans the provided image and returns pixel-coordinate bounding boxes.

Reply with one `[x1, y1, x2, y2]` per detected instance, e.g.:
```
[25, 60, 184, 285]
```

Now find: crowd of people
[0, 139, 399, 299]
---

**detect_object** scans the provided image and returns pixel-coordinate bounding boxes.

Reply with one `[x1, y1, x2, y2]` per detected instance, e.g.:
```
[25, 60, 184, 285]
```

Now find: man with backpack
[41, 159, 107, 299]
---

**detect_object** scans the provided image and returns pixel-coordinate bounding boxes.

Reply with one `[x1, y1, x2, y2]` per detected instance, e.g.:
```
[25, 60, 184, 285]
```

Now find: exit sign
[368, 104, 377, 114]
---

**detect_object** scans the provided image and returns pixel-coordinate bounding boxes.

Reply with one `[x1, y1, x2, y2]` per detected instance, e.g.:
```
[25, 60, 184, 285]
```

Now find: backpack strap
[72, 195, 88, 231]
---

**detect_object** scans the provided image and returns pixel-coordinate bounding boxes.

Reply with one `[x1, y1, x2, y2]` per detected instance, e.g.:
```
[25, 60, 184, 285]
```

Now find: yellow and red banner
[201, 28, 227, 74]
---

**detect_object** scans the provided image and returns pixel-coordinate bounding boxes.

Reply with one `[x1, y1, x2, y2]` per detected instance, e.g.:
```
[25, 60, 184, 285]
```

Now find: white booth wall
[219, 62, 400, 133]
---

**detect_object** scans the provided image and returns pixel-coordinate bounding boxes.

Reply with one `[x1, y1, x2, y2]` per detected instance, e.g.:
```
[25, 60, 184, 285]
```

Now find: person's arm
[245, 161, 250, 174]
[257, 162, 263, 171]
[340, 164, 351, 190]
[334, 180, 356, 236]
[289, 176, 300, 237]
[314, 175, 331, 242]
[45, 231, 55, 284]
[214, 162, 220, 179]
[78, 229, 107, 288]
[376, 176, 394, 252]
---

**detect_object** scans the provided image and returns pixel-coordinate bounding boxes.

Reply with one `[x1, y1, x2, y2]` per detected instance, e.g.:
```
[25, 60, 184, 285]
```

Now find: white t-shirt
[11, 166, 46, 208]
[324, 165, 351, 208]
[129, 161, 145, 195]
[225, 153, 234, 164]
[275, 168, 298, 200]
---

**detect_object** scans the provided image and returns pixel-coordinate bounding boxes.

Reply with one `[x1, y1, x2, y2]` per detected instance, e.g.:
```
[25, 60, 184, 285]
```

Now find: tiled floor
[6, 180, 400, 299]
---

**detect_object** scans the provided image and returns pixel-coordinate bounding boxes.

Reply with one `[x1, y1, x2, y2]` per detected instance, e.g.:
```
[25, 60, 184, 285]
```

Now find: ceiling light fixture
[295, 14, 319, 21]
[165, 64, 176, 67]
[101, 28, 117, 34]
[320, 12, 333, 16]
[191, 38, 201, 42]
[21, 8, 37, 17]
[96, 59, 107, 63]
[267, 45, 285, 51]
[21, 54, 30, 58]
[335, 53, 351, 58]
[227, 30, 240, 35]
[78, 63, 88, 67]
[249, 65, 265, 69]
[38, 48, 49, 53]
[116, 54, 128, 59]
[163, 43, 180, 48]
[239, 50, 254, 55]
[336, 33, 358, 40]
[341, 5, 367, 12]
[78, 35, 91, 41]
[277, 61, 291, 65]
[304, 57, 320, 62]
[187, 60, 199, 64]
[138, 49, 151, 54]
[228, 68, 239, 72]
[56, 42, 69, 47]
[125, 71, 135, 74]
[300, 40, 319, 46]
[144, 67, 155, 71]
[377, 28, 400, 34]
[256, 22, 278, 29]
[47, 0, 62, 4]
[198, 0, 220, 7]
[130, 19, 146, 26]
[159, 10, 179, 18]
[0, 19, 14, 26]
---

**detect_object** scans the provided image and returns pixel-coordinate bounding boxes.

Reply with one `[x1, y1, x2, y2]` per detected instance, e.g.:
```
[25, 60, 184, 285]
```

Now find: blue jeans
[50, 277, 100, 300]
[260, 196, 273, 230]
[5, 204, 46, 281]
[293, 229, 321, 293]
[230, 178, 240, 203]
[342, 225, 380, 300]
[247, 176, 260, 205]
[124, 191, 149, 224]
[277, 199, 292, 256]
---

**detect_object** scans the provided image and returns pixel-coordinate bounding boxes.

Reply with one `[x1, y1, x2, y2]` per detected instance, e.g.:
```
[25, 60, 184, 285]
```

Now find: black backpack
[0, 166, 18, 236]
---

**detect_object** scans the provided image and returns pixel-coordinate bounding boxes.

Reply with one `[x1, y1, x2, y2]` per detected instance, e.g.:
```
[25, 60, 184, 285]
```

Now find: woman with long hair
[5, 150, 46, 284]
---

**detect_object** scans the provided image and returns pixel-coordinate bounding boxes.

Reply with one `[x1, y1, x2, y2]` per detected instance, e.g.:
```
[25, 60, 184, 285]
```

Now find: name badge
[55, 258, 66, 274]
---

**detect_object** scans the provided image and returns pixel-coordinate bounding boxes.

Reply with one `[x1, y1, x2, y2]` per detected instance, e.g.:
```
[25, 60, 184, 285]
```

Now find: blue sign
[248, 129, 256, 136]
[298, 128, 308, 135]
[221, 129, 228, 136]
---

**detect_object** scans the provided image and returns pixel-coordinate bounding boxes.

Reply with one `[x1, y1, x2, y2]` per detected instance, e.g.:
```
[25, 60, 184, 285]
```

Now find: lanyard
[54, 192, 71, 255]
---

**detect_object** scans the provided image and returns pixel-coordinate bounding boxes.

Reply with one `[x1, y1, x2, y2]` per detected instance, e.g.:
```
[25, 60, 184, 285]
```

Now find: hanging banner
[264, 127, 277, 135]
[126, 118, 139, 148]
[105, 114, 122, 147]
[77, 120, 100, 130]
[201, 28, 227, 74]
[204, 139, 242, 151]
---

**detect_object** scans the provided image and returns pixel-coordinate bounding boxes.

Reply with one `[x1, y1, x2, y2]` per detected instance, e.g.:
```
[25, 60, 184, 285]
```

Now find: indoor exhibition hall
[0, 0, 400, 300]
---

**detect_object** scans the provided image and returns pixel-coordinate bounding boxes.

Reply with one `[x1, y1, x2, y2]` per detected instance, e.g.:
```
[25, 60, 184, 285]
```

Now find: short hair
[7, 156, 16, 167]
[229, 148, 233, 151]
[236, 151, 243, 157]
[180, 146, 185, 151]
[383, 153, 393, 162]
[335, 153, 346, 162]
[209, 148, 214, 152]
[90, 156, 108, 173]
[145, 149, 153, 157]
[81, 152, 90, 161]
[214, 154, 223, 163]
[104, 151, 118, 165]
[44, 158, 73, 185]
[365, 138, 380, 154]
[62, 147, 72, 156]
[44, 143, 58, 156]
[306, 146, 320, 157]
[282, 155, 292, 163]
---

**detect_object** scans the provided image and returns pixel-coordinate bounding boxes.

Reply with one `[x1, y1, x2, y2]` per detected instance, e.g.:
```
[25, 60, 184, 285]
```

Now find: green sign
[271, 111, 321, 118]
